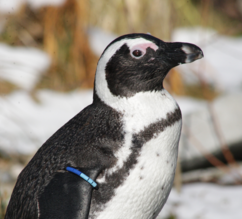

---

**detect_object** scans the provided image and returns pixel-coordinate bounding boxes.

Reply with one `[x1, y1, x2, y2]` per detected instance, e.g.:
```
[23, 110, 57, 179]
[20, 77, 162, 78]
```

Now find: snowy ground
[159, 183, 242, 219]
[0, 0, 65, 14]
[0, 43, 50, 90]
[0, 89, 92, 154]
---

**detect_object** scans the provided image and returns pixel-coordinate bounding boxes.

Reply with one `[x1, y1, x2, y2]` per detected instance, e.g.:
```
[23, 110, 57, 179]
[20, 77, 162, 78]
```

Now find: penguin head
[94, 33, 203, 102]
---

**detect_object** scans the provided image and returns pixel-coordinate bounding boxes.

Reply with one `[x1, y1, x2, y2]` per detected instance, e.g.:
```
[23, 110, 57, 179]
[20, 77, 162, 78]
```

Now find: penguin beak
[180, 43, 204, 63]
[163, 42, 204, 65]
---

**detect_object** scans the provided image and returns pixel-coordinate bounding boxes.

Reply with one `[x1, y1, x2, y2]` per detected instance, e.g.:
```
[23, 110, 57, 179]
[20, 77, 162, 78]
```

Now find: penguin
[5, 33, 203, 219]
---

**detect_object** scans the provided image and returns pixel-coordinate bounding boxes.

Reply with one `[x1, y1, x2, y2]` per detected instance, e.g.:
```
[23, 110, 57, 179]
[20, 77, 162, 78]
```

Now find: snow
[87, 27, 117, 57]
[0, 43, 50, 90]
[158, 183, 242, 219]
[175, 96, 206, 116]
[178, 92, 242, 166]
[28, 0, 66, 9]
[0, 89, 92, 154]
[0, 0, 66, 14]
[0, 0, 23, 14]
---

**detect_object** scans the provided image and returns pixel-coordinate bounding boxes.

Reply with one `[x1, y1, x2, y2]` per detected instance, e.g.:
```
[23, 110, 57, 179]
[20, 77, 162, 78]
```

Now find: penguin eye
[132, 50, 143, 58]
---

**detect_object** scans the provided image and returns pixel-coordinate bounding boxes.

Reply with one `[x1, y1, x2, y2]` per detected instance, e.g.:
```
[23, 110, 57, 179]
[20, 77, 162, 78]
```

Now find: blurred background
[0, 0, 242, 218]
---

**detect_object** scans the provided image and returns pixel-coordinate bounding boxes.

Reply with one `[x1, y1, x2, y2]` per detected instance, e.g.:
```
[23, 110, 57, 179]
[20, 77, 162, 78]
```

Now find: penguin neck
[94, 87, 179, 134]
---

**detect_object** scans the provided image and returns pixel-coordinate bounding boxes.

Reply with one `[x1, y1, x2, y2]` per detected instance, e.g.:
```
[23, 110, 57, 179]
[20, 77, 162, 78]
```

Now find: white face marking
[96, 120, 182, 219]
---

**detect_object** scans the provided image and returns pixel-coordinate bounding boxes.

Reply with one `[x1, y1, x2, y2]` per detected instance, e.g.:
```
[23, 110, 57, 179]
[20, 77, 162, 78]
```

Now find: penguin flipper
[38, 168, 99, 219]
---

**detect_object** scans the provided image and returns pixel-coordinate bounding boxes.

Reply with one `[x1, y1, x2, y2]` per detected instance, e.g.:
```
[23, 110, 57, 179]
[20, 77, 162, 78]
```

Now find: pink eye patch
[131, 43, 158, 53]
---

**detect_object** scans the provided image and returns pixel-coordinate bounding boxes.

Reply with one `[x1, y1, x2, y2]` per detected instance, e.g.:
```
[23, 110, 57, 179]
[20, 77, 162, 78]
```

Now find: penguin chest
[96, 119, 182, 219]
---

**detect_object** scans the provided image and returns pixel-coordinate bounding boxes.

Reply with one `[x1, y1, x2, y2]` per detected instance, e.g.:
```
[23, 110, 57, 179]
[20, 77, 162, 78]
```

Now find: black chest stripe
[132, 107, 181, 148]
[91, 107, 181, 215]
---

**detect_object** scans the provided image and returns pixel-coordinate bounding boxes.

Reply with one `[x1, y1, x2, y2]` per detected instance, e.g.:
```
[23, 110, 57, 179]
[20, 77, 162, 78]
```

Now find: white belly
[96, 119, 181, 219]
